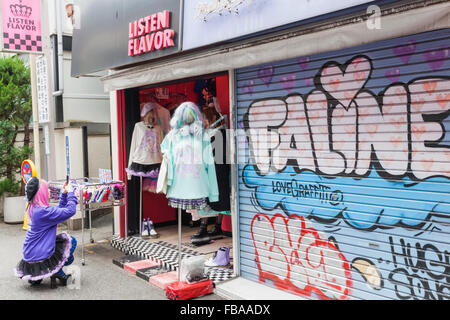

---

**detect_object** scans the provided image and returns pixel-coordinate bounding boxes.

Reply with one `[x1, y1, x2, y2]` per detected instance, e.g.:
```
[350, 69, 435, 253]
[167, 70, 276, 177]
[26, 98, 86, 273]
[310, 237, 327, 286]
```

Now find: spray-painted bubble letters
[245, 56, 450, 181]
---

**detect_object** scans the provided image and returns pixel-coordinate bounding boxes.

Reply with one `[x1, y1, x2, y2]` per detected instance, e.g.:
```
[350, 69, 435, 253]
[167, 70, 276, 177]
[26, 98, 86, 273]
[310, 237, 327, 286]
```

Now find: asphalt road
[0, 214, 223, 300]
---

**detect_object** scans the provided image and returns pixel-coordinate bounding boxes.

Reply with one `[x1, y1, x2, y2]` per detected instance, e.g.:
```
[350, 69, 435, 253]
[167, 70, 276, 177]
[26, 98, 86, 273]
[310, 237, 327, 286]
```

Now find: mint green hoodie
[161, 130, 219, 202]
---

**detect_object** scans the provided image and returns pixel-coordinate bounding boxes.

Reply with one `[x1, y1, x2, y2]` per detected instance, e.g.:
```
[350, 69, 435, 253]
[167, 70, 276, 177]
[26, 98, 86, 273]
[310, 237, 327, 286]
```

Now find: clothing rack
[48, 178, 127, 266]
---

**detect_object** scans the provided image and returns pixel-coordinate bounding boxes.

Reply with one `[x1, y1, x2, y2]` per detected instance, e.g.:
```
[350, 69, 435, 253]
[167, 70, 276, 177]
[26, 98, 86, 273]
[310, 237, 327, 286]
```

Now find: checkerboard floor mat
[206, 267, 234, 283]
[111, 235, 236, 285]
[111, 236, 200, 271]
[136, 265, 170, 282]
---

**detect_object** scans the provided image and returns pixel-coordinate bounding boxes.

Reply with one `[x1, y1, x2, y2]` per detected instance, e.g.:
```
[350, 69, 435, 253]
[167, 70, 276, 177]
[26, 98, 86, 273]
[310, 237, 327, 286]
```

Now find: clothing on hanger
[187, 206, 231, 221]
[156, 105, 171, 136]
[207, 128, 231, 212]
[167, 197, 208, 210]
[161, 129, 218, 208]
[126, 121, 163, 180]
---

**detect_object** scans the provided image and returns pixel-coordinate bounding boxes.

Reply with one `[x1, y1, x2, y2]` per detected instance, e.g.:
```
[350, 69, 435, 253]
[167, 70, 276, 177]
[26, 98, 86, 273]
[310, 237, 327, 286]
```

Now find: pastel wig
[28, 180, 49, 220]
[170, 102, 203, 129]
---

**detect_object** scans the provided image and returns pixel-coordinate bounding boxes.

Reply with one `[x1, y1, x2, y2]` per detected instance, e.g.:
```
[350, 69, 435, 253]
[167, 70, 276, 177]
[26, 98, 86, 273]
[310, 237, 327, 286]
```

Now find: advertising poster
[2, 0, 42, 53]
[183, 0, 373, 50]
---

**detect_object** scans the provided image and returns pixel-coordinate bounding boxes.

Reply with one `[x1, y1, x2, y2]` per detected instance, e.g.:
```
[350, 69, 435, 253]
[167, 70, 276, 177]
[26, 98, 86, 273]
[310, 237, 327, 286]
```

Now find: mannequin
[126, 104, 163, 179]
[190, 107, 231, 245]
[127, 103, 164, 238]
[160, 102, 219, 211]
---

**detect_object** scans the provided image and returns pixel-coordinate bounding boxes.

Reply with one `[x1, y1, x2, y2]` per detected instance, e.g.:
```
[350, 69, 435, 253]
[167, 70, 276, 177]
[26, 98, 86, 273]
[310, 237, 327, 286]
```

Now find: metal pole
[229, 68, 240, 277]
[81, 208, 85, 265]
[139, 176, 143, 238]
[178, 207, 181, 282]
[40, 0, 56, 181]
[89, 209, 93, 243]
[30, 54, 41, 177]
[125, 186, 128, 239]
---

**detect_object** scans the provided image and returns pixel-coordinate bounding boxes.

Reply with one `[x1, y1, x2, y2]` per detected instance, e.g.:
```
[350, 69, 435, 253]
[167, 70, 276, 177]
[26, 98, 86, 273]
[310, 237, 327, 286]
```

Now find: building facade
[72, 0, 450, 300]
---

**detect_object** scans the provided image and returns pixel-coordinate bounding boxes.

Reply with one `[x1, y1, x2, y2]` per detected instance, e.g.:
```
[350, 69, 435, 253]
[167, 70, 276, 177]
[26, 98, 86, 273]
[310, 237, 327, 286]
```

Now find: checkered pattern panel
[111, 236, 237, 283]
[3, 32, 42, 52]
[206, 267, 235, 283]
[156, 241, 200, 256]
[136, 265, 170, 282]
[111, 236, 199, 271]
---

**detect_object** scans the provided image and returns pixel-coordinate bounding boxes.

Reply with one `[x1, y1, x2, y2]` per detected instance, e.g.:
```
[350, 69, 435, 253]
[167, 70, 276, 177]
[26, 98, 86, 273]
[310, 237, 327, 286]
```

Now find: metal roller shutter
[236, 28, 450, 300]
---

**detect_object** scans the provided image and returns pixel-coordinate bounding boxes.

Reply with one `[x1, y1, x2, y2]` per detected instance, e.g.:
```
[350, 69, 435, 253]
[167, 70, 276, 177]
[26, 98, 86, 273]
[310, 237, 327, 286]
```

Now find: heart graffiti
[423, 46, 449, 71]
[393, 40, 417, 64]
[385, 68, 400, 83]
[298, 56, 310, 70]
[281, 74, 296, 92]
[319, 56, 371, 110]
[258, 65, 275, 86]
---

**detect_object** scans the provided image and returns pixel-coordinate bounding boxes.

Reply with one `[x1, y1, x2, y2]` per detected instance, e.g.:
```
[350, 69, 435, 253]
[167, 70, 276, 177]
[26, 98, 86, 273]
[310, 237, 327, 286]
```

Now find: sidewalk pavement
[0, 214, 223, 300]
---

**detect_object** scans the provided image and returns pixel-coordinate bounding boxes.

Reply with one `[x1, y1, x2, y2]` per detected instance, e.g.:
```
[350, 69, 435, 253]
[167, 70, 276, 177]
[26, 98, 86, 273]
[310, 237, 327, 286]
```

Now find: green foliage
[0, 178, 20, 196]
[0, 56, 32, 197]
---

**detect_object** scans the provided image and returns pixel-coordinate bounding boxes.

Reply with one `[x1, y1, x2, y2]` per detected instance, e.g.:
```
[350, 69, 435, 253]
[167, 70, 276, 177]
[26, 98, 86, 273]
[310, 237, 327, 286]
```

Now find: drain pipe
[53, 0, 64, 97]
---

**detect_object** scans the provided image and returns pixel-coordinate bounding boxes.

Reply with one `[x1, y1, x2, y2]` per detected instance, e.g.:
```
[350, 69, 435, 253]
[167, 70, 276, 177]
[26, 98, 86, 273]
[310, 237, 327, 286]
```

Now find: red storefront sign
[128, 10, 175, 57]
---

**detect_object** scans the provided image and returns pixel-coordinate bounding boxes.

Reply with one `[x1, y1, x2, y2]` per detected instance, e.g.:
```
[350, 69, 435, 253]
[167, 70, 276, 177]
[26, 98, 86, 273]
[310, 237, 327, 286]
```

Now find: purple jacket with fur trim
[23, 192, 78, 262]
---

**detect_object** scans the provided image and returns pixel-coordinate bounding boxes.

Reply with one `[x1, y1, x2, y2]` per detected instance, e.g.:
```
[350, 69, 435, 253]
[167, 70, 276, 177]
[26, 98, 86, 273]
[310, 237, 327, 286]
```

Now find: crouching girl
[14, 178, 78, 288]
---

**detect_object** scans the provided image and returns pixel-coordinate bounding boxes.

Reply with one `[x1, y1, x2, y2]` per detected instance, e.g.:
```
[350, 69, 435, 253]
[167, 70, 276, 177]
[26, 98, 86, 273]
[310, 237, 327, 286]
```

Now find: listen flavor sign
[2, 0, 42, 52]
[128, 10, 175, 57]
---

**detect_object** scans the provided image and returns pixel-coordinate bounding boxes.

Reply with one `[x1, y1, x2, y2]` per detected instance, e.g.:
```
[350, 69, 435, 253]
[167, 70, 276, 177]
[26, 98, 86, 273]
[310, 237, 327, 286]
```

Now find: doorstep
[111, 235, 236, 295]
[215, 277, 307, 300]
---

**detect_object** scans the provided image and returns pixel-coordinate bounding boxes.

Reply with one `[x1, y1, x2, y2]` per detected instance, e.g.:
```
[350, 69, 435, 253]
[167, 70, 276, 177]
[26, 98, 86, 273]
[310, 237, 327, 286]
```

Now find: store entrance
[122, 73, 233, 261]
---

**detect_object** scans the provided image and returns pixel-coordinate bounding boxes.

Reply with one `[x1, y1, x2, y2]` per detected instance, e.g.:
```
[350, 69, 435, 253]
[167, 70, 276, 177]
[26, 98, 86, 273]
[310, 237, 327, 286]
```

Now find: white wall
[64, 127, 84, 179]
[63, 51, 110, 123]
[47, 0, 77, 36]
[109, 90, 121, 235]
[87, 135, 111, 177]
[45, 1, 110, 123]
[53, 129, 67, 180]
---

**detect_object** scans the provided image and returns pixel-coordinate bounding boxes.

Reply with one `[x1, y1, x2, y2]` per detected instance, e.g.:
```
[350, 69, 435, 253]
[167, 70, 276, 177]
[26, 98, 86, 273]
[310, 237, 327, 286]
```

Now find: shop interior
[122, 73, 233, 264]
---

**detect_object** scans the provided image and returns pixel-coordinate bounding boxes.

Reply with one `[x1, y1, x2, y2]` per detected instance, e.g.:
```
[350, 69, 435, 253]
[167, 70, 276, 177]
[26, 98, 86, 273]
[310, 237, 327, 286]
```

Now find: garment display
[49, 180, 125, 208]
[167, 197, 208, 210]
[156, 154, 168, 194]
[207, 128, 231, 212]
[81, 183, 125, 205]
[142, 176, 158, 193]
[126, 122, 163, 180]
[160, 102, 219, 208]
[156, 104, 171, 136]
[162, 129, 218, 201]
[141, 102, 171, 136]
[127, 162, 160, 178]
[187, 207, 231, 221]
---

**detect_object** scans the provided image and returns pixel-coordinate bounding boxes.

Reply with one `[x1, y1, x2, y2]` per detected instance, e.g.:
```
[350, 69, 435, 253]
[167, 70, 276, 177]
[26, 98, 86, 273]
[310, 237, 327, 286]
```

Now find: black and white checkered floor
[111, 235, 235, 284]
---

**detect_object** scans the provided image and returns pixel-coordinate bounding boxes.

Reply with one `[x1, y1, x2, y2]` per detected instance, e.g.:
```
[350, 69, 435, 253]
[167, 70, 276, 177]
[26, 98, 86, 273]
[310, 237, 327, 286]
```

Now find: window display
[125, 75, 232, 255]
[161, 102, 219, 210]
[126, 103, 163, 180]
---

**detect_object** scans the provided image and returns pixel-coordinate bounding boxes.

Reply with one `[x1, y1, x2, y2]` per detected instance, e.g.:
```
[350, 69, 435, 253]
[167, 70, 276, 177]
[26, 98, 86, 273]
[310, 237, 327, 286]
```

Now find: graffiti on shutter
[237, 30, 450, 300]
